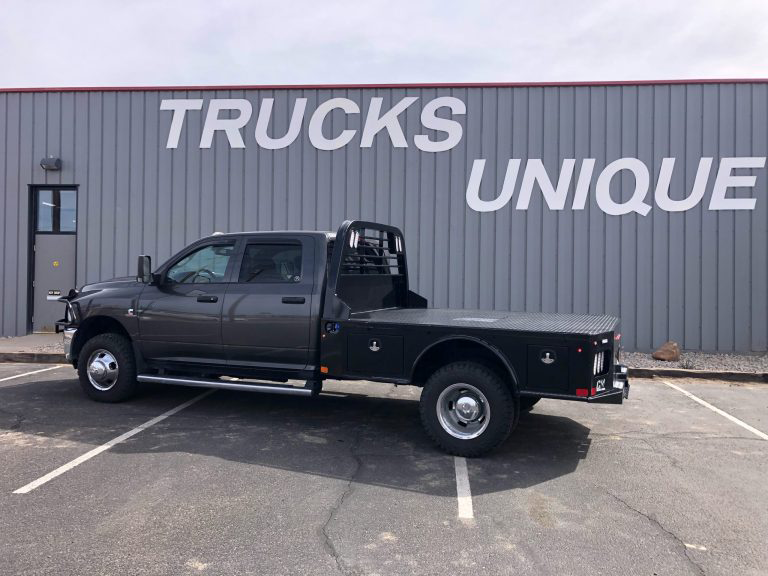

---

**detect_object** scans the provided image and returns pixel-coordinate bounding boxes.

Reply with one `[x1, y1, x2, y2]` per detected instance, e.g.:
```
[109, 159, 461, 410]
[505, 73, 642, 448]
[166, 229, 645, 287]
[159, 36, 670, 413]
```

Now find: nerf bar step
[136, 374, 314, 396]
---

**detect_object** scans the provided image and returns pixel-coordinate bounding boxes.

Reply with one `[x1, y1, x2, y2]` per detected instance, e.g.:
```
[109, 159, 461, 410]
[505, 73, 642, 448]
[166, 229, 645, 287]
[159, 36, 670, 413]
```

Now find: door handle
[282, 296, 305, 304]
[197, 295, 218, 303]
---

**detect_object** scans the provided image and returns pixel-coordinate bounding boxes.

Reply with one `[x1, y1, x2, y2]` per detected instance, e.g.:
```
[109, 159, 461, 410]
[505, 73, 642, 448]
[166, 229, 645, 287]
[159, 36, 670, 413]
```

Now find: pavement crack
[319, 428, 364, 576]
[638, 437, 685, 471]
[609, 493, 705, 576]
[319, 397, 388, 576]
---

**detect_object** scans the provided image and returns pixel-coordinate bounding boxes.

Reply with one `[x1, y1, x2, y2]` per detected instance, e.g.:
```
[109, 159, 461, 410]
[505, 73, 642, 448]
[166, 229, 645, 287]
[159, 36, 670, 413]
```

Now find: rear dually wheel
[419, 361, 517, 457]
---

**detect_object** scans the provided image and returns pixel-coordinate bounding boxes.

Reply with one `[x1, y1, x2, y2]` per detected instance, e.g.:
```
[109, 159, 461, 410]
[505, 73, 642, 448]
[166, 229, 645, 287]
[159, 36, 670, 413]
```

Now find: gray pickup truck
[57, 220, 629, 456]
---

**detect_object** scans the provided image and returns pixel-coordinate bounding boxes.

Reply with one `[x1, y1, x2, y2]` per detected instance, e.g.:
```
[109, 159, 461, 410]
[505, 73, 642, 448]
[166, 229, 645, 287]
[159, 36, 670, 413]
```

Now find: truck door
[137, 240, 238, 366]
[222, 237, 314, 371]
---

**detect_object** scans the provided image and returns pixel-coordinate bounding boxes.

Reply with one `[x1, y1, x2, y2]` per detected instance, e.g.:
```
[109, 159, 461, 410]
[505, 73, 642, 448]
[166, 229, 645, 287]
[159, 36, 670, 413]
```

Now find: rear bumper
[590, 364, 630, 404]
[521, 363, 630, 404]
[587, 387, 626, 404]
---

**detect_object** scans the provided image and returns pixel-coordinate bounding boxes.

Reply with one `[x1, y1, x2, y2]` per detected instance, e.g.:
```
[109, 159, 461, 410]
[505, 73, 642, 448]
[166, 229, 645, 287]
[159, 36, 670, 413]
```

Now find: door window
[166, 243, 236, 284]
[238, 244, 303, 283]
[35, 189, 77, 233]
[59, 190, 78, 232]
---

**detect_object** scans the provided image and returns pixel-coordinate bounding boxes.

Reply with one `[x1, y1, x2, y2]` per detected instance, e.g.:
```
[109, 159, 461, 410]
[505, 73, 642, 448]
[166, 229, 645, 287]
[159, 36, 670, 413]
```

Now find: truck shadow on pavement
[1, 378, 591, 498]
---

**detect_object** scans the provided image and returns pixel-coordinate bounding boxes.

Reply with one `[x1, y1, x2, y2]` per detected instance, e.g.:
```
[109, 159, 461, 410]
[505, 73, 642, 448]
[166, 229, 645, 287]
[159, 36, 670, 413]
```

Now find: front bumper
[62, 328, 76, 361]
[55, 295, 80, 363]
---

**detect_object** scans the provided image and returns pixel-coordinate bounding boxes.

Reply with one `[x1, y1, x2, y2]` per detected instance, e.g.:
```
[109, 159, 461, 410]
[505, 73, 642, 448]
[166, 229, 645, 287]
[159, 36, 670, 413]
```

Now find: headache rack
[341, 227, 406, 276]
[324, 220, 426, 319]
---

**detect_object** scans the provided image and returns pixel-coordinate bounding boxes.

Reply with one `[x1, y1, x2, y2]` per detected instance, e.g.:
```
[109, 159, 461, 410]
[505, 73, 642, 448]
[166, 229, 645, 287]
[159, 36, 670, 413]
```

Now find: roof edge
[1, 78, 767, 94]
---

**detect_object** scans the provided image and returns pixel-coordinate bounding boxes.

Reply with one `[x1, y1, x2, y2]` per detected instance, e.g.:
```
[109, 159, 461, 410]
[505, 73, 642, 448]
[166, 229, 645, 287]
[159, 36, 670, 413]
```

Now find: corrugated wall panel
[0, 83, 766, 352]
[683, 84, 703, 351]
[0, 93, 8, 335]
[734, 84, 753, 351]
[717, 85, 736, 351]
[16, 94, 34, 334]
[753, 85, 768, 351]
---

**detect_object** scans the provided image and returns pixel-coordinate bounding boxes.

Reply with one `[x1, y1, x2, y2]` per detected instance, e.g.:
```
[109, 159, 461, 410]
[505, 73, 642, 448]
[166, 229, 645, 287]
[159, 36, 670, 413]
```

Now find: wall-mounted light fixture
[40, 156, 62, 171]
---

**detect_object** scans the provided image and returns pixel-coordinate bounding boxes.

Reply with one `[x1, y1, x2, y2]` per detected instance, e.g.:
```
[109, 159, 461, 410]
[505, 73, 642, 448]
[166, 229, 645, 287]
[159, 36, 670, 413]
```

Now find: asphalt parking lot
[1, 363, 766, 576]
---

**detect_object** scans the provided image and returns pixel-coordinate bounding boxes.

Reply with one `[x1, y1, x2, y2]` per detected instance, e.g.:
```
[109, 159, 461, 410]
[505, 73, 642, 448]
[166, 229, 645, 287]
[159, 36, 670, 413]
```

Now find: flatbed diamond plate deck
[352, 308, 619, 336]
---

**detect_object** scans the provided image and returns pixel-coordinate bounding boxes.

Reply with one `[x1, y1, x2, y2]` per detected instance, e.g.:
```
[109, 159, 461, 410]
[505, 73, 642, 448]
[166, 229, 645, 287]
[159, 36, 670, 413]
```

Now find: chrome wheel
[436, 383, 491, 440]
[86, 349, 119, 391]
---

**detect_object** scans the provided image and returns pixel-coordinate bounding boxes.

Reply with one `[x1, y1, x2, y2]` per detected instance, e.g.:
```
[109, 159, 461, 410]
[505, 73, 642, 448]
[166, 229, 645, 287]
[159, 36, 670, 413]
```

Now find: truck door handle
[196, 295, 218, 303]
[282, 296, 305, 304]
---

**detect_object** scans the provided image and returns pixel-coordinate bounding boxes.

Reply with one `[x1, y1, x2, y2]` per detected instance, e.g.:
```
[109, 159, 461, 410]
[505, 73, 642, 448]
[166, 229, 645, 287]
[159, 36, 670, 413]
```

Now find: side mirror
[137, 255, 152, 283]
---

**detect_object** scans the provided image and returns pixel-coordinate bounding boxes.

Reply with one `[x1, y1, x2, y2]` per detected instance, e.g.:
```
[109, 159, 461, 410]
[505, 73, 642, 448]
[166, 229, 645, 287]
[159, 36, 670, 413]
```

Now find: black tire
[419, 361, 518, 457]
[519, 396, 541, 413]
[77, 333, 138, 402]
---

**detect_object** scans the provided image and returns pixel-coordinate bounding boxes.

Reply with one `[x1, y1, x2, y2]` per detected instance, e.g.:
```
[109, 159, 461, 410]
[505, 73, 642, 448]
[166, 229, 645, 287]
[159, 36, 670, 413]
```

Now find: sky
[0, 0, 766, 88]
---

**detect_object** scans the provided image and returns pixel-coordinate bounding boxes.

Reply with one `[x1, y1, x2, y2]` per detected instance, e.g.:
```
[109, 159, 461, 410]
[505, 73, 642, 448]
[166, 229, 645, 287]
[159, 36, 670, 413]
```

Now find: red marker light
[577, 347, 583, 353]
[615, 333, 622, 341]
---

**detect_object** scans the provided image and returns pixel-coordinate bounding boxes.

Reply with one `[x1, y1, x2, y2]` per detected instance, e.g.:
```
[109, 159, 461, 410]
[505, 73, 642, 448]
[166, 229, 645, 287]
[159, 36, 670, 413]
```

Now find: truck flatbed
[352, 308, 620, 336]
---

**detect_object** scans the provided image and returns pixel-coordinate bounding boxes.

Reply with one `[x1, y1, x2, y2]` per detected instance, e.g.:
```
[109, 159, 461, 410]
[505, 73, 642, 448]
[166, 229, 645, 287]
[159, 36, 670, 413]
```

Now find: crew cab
[57, 220, 629, 456]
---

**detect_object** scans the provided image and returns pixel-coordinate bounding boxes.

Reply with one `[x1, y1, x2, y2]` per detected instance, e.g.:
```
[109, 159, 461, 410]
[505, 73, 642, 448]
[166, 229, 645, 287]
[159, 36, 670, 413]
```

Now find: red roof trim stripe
[0, 79, 767, 94]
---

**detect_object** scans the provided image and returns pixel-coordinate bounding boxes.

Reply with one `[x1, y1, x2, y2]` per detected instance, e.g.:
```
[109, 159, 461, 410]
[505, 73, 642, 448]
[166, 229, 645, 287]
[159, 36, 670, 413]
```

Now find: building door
[31, 187, 77, 333]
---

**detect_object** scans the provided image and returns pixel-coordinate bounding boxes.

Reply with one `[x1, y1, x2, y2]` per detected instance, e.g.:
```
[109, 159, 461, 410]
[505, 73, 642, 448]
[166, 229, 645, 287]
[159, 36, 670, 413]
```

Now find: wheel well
[71, 316, 131, 362]
[411, 338, 518, 392]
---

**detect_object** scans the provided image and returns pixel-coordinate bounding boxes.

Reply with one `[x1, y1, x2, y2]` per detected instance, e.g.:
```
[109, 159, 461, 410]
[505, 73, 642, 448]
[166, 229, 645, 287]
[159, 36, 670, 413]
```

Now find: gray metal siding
[0, 83, 766, 352]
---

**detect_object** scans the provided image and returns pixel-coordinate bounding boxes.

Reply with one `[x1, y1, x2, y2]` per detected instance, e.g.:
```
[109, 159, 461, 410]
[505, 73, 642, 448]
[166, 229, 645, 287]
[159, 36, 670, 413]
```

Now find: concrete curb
[0, 353, 68, 364]
[629, 367, 768, 383]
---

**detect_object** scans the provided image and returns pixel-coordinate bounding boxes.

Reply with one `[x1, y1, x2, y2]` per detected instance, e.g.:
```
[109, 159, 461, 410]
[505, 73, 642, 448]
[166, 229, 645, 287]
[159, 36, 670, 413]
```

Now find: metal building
[0, 80, 766, 352]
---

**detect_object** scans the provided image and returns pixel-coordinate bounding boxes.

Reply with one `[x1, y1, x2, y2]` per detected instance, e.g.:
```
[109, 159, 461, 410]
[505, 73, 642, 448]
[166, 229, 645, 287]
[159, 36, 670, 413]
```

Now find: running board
[136, 374, 314, 396]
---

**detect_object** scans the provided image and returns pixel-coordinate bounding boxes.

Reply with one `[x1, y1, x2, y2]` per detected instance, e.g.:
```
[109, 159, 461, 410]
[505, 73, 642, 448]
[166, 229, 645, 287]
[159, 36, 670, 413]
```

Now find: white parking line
[13, 389, 215, 494]
[454, 456, 474, 519]
[662, 380, 768, 441]
[0, 365, 64, 386]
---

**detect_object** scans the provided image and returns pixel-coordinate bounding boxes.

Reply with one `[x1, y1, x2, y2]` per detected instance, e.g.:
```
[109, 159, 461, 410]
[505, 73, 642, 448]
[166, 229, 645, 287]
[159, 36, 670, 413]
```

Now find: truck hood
[79, 276, 139, 293]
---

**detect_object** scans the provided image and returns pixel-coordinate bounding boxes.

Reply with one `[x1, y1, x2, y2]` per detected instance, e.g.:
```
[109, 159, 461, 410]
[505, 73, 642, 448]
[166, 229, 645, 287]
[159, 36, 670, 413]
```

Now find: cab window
[166, 243, 236, 284]
[238, 243, 302, 283]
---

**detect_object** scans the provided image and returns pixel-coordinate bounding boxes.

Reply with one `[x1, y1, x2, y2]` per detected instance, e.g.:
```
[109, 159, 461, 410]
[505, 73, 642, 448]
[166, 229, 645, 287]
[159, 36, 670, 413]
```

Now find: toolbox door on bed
[346, 331, 404, 378]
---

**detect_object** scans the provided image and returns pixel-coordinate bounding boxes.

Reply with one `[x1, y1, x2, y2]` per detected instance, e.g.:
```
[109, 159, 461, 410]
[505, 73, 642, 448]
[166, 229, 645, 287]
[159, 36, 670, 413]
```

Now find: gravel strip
[623, 350, 768, 374]
[24, 344, 63, 354]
